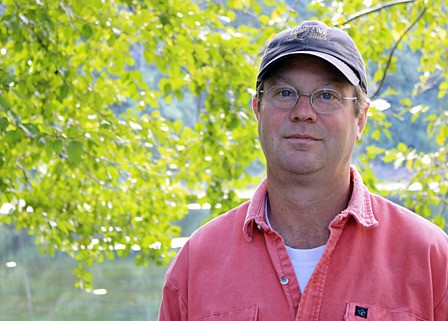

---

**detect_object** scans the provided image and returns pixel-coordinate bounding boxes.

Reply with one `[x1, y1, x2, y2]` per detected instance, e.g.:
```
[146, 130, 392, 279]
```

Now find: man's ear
[252, 96, 260, 120]
[356, 100, 370, 141]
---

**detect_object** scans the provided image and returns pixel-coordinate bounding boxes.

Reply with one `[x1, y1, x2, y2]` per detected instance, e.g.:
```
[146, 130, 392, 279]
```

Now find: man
[158, 20, 448, 321]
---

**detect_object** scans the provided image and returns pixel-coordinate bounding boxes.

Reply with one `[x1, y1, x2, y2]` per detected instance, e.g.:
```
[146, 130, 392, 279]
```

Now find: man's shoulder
[167, 201, 252, 274]
[188, 200, 251, 242]
[369, 192, 448, 245]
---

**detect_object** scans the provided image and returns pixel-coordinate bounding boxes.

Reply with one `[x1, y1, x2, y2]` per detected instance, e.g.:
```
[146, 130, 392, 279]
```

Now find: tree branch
[370, 7, 427, 99]
[340, 0, 415, 25]
[16, 161, 33, 188]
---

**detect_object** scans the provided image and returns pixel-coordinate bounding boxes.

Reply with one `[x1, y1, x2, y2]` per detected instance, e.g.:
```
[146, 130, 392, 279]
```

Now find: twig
[16, 161, 33, 188]
[341, 0, 415, 25]
[370, 7, 427, 99]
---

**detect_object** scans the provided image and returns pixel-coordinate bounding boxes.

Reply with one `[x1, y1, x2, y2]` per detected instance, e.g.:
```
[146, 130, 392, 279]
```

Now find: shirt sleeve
[434, 280, 448, 321]
[158, 275, 188, 321]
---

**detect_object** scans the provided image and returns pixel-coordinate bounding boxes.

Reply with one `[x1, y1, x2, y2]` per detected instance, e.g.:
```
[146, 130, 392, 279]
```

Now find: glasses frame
[260, 85, 358, 114]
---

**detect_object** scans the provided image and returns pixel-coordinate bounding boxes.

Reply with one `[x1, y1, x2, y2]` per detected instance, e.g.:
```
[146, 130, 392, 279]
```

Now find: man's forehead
[263, 55, 350, 84]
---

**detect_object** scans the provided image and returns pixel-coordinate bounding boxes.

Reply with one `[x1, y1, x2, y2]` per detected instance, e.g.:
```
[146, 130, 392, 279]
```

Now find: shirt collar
[341, 167, 378, 228]
[243, 167, 378, 242]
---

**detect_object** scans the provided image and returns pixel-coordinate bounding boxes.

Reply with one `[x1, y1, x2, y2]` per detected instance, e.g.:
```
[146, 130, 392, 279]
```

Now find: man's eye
[321, 92, 333, 100]
[276, 88, 294, 98]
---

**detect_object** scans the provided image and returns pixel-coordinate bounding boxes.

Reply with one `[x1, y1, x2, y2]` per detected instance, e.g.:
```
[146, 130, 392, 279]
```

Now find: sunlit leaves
[0, 0, 201, 289]
[365, 104, 392, 141]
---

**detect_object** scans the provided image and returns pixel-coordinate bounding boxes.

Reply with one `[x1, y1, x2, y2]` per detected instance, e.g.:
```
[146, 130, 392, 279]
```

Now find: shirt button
[280, 276, 289, 285]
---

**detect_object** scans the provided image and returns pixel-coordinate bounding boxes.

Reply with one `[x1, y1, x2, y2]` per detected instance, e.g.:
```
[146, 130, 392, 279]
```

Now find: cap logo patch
[288, 26, 328, 41]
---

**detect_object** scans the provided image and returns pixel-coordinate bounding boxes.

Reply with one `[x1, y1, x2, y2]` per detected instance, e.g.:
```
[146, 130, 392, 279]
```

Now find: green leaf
[432, 215, 445, 230]
[383, 152, 396, 163]
[5, 130, 24, 145]
[59, 220, 76, 234]
[0, 97, 11, 110]
[82, 24, 93, 40]
[400, 98, 412, 107]
[436, 131, 446, 146]
[0, 74, 16, 86]
[52, 139, 63, 154]
[397, 143, 408, 153]
[372, 129, 381, 141]
[67, 141, 83, 165]
[44, 140, 54, 158]
[59, 83, 69, 100]
[0, 117, 8, 131]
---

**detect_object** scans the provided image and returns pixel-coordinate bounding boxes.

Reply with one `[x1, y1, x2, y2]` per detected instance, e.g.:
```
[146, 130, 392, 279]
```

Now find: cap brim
[257, 51, 360, 88]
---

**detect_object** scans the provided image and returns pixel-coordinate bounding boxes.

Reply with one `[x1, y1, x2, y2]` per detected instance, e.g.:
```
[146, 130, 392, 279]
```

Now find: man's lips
[284, 133, 321, 140]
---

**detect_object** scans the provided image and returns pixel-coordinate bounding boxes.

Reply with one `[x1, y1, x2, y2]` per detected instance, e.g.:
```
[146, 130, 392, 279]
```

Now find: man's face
[253, 55, 369, 179]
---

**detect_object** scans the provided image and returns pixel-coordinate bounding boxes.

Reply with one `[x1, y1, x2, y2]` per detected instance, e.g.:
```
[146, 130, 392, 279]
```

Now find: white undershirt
[265, 199, 326, 291]
[285, 244, 326, 291]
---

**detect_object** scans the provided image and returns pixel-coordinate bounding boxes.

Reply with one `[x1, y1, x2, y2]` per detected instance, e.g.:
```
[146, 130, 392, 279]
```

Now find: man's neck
[266, 169, 352, 249]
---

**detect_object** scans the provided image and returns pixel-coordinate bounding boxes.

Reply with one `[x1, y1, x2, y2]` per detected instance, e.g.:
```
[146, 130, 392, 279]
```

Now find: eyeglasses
[260, 86, 357, 114]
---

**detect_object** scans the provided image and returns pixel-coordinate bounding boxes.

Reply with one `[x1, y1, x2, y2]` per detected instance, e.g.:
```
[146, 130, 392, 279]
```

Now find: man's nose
[289, 93, 317, 122]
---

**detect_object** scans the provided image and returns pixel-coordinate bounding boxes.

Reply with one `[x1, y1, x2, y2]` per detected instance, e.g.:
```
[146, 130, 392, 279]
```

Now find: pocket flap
[344, 302, 427, 321]
[202, 305, 258, 321]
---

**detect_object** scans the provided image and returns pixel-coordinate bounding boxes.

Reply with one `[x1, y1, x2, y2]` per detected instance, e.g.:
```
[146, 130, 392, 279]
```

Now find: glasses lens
[268, 86, 297, 109]
[311, 89, 342, 113]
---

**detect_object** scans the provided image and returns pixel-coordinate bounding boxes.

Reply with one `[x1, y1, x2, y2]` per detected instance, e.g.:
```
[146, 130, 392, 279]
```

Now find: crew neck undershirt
[265, 198, 327, 291]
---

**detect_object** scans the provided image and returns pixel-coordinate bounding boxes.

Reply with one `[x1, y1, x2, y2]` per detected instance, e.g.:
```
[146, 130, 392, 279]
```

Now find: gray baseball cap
[256, 20, 367, 93]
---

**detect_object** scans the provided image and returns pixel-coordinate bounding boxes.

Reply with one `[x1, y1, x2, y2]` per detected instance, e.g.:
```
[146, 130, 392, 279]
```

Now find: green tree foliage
[0, 0, 446, 289]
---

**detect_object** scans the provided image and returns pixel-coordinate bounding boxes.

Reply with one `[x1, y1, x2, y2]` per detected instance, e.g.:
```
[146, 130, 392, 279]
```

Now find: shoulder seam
[165, 273, 188, 314]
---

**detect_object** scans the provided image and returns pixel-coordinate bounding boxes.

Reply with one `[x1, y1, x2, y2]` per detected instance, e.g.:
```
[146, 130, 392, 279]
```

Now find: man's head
[252, 21, 370, 178]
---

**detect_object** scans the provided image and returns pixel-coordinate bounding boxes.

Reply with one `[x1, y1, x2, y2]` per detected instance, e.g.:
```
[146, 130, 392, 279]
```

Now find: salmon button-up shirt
[158, 168, 448, 321]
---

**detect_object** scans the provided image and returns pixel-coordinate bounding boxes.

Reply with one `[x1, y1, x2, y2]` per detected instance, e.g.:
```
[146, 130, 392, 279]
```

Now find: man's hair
[254, 82, 369, 117]
[354, 85, 369, 117]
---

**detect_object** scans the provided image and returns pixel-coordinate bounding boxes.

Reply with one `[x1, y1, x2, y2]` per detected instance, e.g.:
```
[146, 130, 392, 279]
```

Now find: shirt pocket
[201, 305, 258, 321]
[344, 302, 427, 321]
